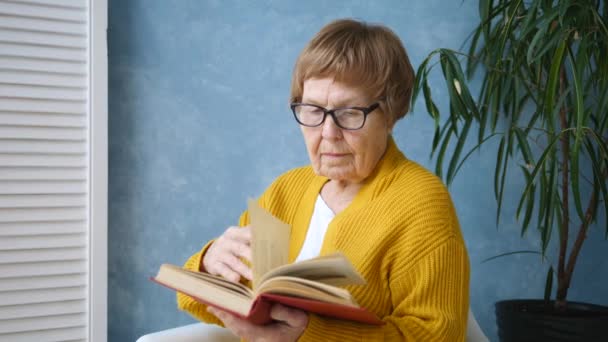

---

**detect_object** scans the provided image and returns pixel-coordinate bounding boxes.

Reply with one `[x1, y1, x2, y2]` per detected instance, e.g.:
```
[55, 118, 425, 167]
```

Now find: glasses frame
[290, 102, 380, 130]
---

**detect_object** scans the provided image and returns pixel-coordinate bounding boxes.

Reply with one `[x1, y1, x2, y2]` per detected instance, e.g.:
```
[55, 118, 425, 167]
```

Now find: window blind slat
[0, 153, 86, 166]
[0, 260, 87, 278]
[0, 273, 86, 291]
[7, 0, 86, 9]
[0, 299, 85, 320]
[0, 69, 85, 88]
[0, 181, 86, 194]
[0, 207, 86, 222]
[0, 126, 86, 140]
[0, 167, 86, 180]
[0, 13, 86, 35]
[0, 42, 86, 62]
[0, 56, 86, 75]
[0, 247, 86, 264]
[0, 194, 86, 207]
[0, 312, 86, 334]
[0, 28, 86, 48]
[0, 84, 87, 102]
[0, 234, 86, 251]
[0, 140, 86, 154]
[0, 97, 85, 114]
[0, 220, 86, 236]
[0, 1, 86, 22]
[0, 325, 86, 342]
[0, 112, 86, 127]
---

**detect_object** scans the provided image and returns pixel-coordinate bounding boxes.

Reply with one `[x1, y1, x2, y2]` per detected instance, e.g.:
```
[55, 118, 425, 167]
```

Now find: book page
[180, 267, 253, 297]
[258, 252, 366, 287]
[256, 275, 358, 306]
[154, 264, 254, 316]
[248, 199, 291, 289]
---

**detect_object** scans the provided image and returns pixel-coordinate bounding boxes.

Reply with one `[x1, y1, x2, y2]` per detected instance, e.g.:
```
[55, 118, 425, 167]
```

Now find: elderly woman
[177, 19, 470, 341]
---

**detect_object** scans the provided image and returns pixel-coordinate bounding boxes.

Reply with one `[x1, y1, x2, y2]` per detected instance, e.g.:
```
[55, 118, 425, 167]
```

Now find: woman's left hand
[207, 303, 308, 342]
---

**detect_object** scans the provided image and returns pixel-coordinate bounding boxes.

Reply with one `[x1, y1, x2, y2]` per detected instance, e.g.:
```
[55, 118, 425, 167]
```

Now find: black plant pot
[496, 299, 608, 342]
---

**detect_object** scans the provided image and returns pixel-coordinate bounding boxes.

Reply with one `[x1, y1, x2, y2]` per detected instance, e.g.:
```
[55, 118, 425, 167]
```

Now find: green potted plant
[412, 0, 608, 340]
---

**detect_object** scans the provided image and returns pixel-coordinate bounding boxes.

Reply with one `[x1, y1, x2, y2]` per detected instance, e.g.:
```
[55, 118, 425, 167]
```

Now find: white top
[295, 195, 335, 262]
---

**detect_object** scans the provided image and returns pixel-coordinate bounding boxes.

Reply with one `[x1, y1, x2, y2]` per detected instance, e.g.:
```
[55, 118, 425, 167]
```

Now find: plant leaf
[494, 136, 506, 201]
[568, 47, 586, 221]
[481, 250, 542, 263]
[412, 50, 440, 112]
[544, 39, 567, 125]
[520, 133, 563, 223]
[422, 74, 440, 124]
[513, 127, 533, 165]
[584, 132, 608, 238]
[435, 124, 454, 180]
[447, 117, 473, 185]
[544, 266, 554, 303]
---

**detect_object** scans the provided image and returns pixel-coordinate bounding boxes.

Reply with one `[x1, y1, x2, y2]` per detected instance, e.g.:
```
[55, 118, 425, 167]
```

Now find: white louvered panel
[0, 220, 85, 236]
[0, 207, 86, 222]
[0, 155, 86, 167]
[0, 312, 86, 334]
[0, 247, 86, 264]
[0, 0, 97, 340]
[0, 287, 86, 308]
[0, 273, 86, 292]
[0, 98, 85, 115]
[0, 13, 86, 35]
[6, 0, 86, 9]
[0, 1, 86, 22]
[0, 56, 86, 74]
[0, 180, 86, 194]
[0, 42, 86, 62]
[0, 167, 86, 180]
[0, 260, 87, 278]
[0, 112, 87, 127]
[0, 140, 86, 154]
[0, 127, 85, 140]
[0, 84, 87, 102]
[0, 234, 85, 251]
[0, 68, 86, 88]
[0, 194, 86, 207]
[0, 326, 86, 342]
[0, 28, 86, 49]
[0, 299, 85, 320]
[0, 154, 86, 167]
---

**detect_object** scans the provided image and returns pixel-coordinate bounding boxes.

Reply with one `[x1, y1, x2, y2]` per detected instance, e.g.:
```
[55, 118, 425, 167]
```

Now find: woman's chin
[317, 166, 359, 183]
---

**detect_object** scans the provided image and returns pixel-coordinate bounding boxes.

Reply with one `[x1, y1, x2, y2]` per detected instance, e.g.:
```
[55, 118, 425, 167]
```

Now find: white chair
[466, 308, 489, 342]
[136, 322, 239, 342]
[136, 308, 489, 342]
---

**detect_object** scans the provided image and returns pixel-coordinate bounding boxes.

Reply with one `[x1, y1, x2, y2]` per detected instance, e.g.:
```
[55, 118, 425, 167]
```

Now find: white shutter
[0, 0, 107, 341]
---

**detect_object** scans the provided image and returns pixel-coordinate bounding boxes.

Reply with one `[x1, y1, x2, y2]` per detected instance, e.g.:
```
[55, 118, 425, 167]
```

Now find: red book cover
[151, 277, 384, 326]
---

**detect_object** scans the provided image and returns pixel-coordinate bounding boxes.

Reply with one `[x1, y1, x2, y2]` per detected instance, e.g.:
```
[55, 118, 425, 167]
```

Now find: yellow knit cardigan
[177, 138, 470, 341]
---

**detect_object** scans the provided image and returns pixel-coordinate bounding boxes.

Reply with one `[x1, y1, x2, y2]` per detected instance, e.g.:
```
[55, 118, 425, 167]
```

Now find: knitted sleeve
[297, 237, 470, 342]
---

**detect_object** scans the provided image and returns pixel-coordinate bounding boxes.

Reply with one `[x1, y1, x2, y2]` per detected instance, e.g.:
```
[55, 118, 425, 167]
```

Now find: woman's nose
[321, 114, 343, 138]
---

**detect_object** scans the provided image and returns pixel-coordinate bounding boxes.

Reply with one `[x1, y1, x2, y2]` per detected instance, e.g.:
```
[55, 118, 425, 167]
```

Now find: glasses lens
[334, 108, 365, 129]
[294, 105, 324, 126]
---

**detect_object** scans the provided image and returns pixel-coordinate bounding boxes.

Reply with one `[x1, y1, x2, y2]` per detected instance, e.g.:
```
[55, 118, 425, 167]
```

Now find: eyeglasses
[290, 102, 380, 130]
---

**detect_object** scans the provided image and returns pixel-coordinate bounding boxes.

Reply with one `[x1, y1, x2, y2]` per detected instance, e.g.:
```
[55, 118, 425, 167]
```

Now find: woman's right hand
[202, 225, 253, 283]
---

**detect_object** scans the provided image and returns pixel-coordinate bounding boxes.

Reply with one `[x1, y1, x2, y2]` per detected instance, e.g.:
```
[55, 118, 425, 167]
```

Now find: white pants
[136, 323, 239, 342]
[136, 309, 488, 342]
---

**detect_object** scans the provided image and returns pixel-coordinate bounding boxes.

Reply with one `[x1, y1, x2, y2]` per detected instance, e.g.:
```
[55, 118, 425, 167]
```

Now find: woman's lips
[322, 153, 348, 158]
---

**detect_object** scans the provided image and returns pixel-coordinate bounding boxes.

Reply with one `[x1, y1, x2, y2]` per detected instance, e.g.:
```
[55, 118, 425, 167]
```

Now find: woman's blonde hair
[290, 19, 415, 124]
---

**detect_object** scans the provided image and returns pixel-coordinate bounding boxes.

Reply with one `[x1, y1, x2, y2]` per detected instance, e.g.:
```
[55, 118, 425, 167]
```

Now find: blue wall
[108, 1, 608, 341]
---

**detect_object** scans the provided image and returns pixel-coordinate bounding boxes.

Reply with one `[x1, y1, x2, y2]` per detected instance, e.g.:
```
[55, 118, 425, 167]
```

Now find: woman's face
[299, 77, 393, 184]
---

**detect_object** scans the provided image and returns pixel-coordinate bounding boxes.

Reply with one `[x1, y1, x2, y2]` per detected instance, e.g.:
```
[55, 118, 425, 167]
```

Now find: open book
[152, 200, 383, 325]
